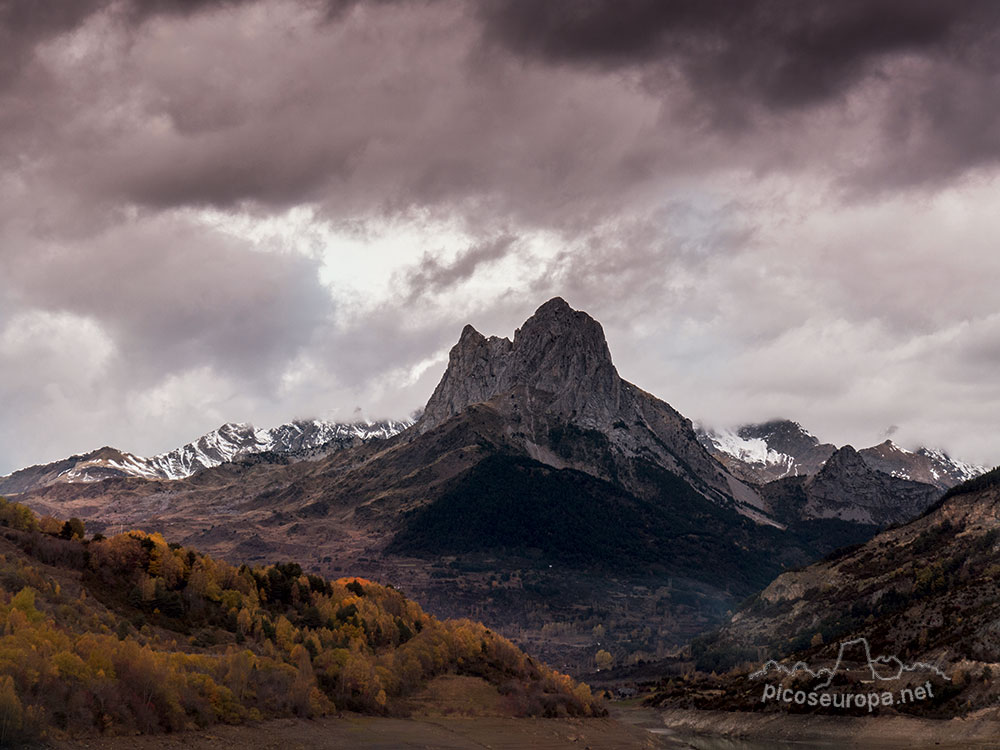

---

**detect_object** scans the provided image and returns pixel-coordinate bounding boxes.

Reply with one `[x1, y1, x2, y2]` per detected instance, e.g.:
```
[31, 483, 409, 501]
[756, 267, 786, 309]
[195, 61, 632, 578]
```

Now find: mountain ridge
[0, 418, 412, 495]
[698, 419, 984, 490]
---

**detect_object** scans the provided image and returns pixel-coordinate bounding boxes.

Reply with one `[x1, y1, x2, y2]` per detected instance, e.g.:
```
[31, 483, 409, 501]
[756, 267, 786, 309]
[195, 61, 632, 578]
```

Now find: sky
[2, 0, 1000, 474]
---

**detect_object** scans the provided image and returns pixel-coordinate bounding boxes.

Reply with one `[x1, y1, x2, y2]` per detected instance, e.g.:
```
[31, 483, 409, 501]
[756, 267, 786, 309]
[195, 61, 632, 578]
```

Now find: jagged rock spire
[418, 298, 620, 432]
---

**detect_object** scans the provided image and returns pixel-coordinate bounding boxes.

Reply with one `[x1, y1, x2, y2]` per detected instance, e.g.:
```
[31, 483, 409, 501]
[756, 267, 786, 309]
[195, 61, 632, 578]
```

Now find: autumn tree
[595, 649, 613, 671]
[0, 675, 21, 745]
[60, 517, 86, 540]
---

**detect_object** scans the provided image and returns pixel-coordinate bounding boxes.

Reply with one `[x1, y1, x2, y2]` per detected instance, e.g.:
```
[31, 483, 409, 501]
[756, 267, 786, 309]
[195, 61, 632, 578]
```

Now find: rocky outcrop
[418, 297, 622, 432]
[801, 445, 940, 525]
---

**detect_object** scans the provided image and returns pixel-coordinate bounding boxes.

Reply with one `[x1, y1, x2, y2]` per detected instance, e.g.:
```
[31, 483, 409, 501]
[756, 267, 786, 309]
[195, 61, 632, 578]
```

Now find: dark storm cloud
[9, 0, 673, 229]
[5, 0, 991, 227]
[480, 0, 991, 110]
[480, 0, 1000, 185]
[0, 0, 100, 87]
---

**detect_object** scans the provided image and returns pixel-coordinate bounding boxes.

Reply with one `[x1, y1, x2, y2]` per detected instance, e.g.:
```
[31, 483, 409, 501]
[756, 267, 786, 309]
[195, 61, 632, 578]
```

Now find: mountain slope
[0, 496, 602, 743]
[388, 452, 811, 592]
[0, 418, 411, 494]
[658, 467, 1000, 717]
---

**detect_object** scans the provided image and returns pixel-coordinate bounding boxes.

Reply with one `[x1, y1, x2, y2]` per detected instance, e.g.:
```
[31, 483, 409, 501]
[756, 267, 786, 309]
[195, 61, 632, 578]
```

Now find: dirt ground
[45, 713, 684, 750]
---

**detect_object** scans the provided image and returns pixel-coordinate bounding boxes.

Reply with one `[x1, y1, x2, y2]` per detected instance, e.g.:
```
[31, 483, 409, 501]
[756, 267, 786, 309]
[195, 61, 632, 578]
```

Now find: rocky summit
[698, 419, 837, 485]
[419, 297, 623, 432]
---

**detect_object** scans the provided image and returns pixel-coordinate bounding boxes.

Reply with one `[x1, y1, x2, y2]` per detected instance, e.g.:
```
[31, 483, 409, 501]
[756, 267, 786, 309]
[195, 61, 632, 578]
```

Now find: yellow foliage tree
[595, 649, 613, 671]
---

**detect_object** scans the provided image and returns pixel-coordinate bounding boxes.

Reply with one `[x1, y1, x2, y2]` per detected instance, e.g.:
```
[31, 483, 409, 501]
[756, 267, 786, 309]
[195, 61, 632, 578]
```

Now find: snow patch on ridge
[706, 429, 798, 478]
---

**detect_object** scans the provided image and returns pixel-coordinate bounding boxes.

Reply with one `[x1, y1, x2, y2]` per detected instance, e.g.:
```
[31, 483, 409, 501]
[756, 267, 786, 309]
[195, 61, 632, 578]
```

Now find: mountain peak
[418, 299, 619, 433]
[518, 297, 595, 332]
[458, 323, 485, 343]
[526, 296, 573, 321]
[804, 444, 878, 494]
[411, 298, 765, 523]
[802, 444, 942, 525]
[537, 295, 571, 311]
[736, 419, 820, 450]
[513, 298, 615, 383]
[819, 444, 869, 473]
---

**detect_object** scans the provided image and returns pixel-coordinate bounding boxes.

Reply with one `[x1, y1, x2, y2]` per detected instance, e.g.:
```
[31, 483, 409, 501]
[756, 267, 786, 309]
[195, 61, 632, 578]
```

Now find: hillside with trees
[647, 471, 1000, 719]
[0, 496, 601, 745]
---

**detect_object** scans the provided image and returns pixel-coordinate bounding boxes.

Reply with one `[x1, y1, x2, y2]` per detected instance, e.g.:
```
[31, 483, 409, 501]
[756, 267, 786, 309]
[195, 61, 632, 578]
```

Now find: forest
[0, 496, 601, 745]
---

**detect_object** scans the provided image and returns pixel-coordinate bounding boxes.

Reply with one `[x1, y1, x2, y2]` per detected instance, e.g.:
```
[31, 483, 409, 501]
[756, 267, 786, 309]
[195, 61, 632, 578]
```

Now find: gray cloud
[4, 0, 1000, 222]
[480, 0, 1000, 188]
[401, 235, 516, 301]
[0, 0, 271, 90]
[0, 1, 103, 87]
[0, 0, 753, 229]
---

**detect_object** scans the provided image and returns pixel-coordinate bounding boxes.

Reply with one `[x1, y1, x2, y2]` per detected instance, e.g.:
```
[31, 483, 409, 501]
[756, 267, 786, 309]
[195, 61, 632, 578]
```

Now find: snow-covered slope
[702, 429, 797, 477]
[697, 420, 836, 485]
[0, 419, 413, 493]
[130, 419, 411, 481]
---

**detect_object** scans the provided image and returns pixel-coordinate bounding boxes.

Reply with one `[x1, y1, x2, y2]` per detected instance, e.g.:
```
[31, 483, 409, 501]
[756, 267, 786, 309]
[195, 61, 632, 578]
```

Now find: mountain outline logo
[750, 637, 951, 690]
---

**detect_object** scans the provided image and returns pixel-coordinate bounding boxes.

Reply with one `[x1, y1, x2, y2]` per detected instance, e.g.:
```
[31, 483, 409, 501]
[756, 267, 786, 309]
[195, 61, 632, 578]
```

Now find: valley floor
[46, 713, 679, 750]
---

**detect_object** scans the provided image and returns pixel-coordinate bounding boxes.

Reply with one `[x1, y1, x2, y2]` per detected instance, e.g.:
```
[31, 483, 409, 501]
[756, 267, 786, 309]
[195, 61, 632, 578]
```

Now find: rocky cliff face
[416, 297, 764, 517]
[419, 298, 622, 432]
